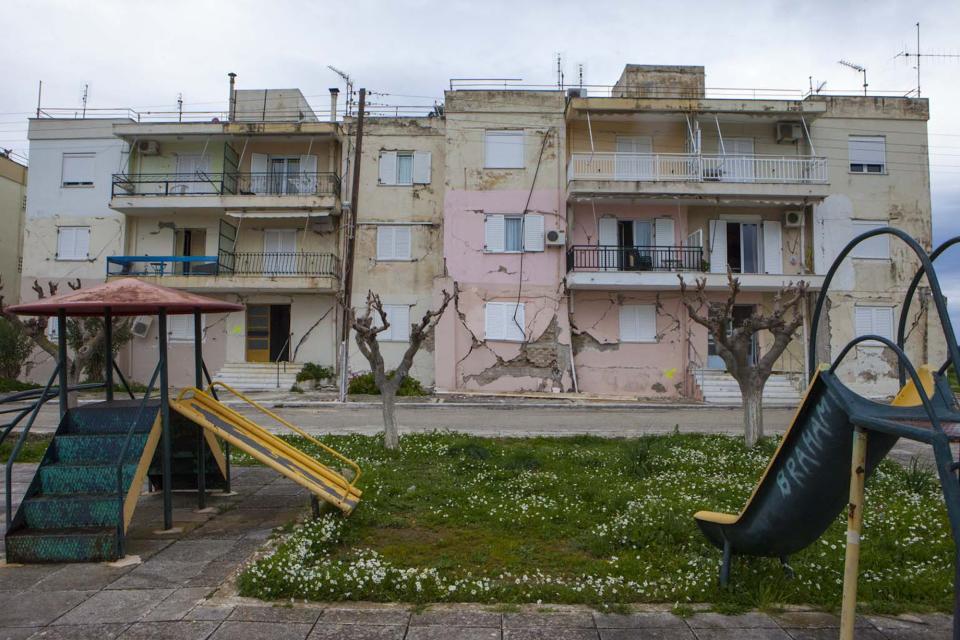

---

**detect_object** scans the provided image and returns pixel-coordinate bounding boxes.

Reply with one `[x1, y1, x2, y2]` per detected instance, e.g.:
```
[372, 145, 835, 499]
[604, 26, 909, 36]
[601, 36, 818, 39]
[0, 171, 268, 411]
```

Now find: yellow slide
[171, 382, 362, 514]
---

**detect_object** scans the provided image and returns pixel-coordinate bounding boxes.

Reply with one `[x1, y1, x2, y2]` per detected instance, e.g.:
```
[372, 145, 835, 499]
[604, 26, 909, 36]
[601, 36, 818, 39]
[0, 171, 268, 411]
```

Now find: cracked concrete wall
[810, 96, 942, 397]
[346, 118, 446, 385]
[436, 91, 571, 392]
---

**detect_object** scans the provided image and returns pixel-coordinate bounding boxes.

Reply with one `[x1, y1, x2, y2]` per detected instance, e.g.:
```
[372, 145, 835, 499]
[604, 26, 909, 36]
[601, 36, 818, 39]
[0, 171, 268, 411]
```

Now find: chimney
[329, 88, 340, 122]
[228, 72, 237, 121]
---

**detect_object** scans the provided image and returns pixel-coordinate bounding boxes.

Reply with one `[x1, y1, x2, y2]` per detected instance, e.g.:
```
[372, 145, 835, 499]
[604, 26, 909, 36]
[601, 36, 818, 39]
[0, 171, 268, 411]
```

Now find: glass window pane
[741, 223, 759, 274]
[504, 217, 523, 251]
[397, 154, 413, 185]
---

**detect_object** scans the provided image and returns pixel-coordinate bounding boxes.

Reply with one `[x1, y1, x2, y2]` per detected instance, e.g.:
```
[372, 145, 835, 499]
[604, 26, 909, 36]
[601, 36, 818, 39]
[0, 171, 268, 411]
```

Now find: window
[619, 304, 657, 343]
[376, 226, 412, 261]
[168, 315, 204, 343]
[46, 319, 60, 342]
[484, 214, 544, 253]
[850, 221, 890, 259]
[849, 136, 886, 174]
[484, 130, 524, 169]
[378, 151, 432, 185]
[61, 153, 95, 187]
[485, 302, 525, 342]
[854, 305, 894, 348]
[56, 226, 90, 260]
[374, 304, 411, 342]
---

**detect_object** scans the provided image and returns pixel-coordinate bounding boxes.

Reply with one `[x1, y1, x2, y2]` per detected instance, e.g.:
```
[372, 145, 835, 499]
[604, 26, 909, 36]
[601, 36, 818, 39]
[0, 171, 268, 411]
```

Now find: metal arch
[896, 236, 960, 385]
[808, 227, 960, 385]
[829, 334, 943, 437]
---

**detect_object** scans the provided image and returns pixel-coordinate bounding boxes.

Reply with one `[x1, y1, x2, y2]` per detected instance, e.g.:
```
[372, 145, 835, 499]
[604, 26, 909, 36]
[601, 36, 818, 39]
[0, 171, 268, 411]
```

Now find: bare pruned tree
[352, 289, 454, 449]
[680, 271, 808, 448]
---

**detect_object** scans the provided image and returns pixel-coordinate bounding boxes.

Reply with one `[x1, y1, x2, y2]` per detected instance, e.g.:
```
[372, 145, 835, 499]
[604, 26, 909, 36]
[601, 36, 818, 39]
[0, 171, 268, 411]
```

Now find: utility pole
[338, 88, 365, 402]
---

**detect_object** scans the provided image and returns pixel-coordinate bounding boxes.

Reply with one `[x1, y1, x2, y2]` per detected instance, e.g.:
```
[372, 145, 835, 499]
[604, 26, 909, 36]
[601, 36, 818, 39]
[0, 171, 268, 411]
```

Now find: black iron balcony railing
[107, 252, 339, 278]
[566, 245, 705, 273]
[111, 172, 340, 198]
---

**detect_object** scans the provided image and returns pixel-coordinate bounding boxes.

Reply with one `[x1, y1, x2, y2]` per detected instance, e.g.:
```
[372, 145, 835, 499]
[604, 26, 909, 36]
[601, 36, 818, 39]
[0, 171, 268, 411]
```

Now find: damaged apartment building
[19, 64, 942, 400]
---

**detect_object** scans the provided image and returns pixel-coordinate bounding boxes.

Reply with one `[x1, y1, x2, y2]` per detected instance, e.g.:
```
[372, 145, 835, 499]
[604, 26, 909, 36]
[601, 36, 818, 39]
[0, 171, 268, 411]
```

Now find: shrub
[0, 317, 33, 380]
[347, 371, 427, 396]
[0, 378, 41, 393]
[296, 363, 334, 383]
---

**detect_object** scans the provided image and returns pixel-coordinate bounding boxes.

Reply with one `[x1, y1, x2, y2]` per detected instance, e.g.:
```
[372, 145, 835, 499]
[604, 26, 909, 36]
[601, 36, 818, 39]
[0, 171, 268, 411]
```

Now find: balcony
[106, 252, 340, 293]
[565, 245, 824, 292]
[567, 153, 829, 200]
[110, 172, 341, 214]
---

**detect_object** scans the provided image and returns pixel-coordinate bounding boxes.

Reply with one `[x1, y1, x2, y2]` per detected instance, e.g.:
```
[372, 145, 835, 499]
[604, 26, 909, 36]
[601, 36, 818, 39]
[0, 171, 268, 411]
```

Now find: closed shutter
[485, 303, 505, 340]
[762, 220, 783, 274]
[395, 226, 411, 259]
[381, 304, 411, 341]
[61, 153, 95, 186]
[619, 305, 640, 342]
[250, 153, 268, 194]
[709, 220, 727, 273]
[484, 215, 505, 252]
[598, 217, 618, 270]
[57, 227, 90, 260]
[851, 221, 890, 259]
[377, 226, 395, 260]
[523, 214, 544, 251]
[485, 130, 524, 168]
[619, 304, 657, 342]
[412, 151, 432, 184]
[486, 302, 525, 341]
[299, 154, 318, 193]
[379, 151, 397, 185]
[654, 218, 675, 246]
[855, 306, 894, 345]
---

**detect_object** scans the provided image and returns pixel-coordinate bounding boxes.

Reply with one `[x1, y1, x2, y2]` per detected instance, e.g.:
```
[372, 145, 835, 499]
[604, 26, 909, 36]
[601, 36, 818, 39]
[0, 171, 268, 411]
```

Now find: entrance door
[246, 305, 271, 362]
[174, 228, 207, 275]
[706, 304, 758, 369]
[725, 222, 761, 274]
[263, 229, 297, 274]
[723, 138, 755, 182]
[269, 157, 301, 195]
[246, 304, 292, 362]
[615, 136, 653, 180]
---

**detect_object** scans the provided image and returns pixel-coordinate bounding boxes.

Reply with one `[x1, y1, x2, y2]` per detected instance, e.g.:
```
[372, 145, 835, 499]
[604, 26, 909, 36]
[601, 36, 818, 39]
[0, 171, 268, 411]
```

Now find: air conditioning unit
[776, 122, 803, 144]
[131, 315, 153, 338]
[784, 210, 805, 228]
[545, 229, 566, 246]
[566, 87, 587, 98]
[138, 140, 161, 155]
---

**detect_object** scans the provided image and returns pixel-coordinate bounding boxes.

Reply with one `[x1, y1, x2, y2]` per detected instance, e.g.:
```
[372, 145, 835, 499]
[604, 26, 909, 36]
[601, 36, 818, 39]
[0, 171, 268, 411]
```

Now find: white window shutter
[377, 227, 395, 260]
[851, 222, 890, 259]
[654, 218, 675, 247]
[619, 305, 639, 342]
[412, 151, 432, 184]
[250, 153, 268, 194]
[379, 151, 397, 185]
[507, 303, 525, 341]
[485, 303, 505, 340]
[76, 228, 90, 258]
[854, 306, 873, 337]
[485, 215, 505, 252]
[874, 307, 894, 341]
[709, 220, 727, 273]
[638, 305, 656, 340]
[392, 305, 411, 341]
[395, 226, 412, 259]
[762, 220, 783, 274]
[523, 215, 544, 252]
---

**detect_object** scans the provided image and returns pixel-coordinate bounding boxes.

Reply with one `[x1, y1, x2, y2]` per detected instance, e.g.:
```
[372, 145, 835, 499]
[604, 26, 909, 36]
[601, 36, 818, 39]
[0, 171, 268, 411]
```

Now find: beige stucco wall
[0, 156, 27, 304]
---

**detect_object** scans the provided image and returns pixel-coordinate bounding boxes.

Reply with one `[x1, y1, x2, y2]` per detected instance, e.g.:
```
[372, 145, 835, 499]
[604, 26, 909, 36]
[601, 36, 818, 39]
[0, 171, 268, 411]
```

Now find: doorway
[725, 222, 760, 274]
[174, 228, 207, 275]
[706, 304, 758, 370]
[245, 304, 292, 363]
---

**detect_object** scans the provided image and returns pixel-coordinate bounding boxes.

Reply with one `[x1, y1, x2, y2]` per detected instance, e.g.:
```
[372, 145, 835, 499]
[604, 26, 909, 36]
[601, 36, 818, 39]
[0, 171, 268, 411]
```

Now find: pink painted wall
[569, 202, 686, 246]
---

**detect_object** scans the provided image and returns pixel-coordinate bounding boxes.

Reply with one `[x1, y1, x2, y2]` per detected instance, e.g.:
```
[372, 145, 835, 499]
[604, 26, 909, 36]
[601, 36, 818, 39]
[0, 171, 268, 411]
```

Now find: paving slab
[228, 604, 321, 624]
[319, 608, 412, 626]
[32, 563, 132, 592]
[141, 587, 211, 622]
[411, 610, 502, 627]
[307, 624, 407, 640]
[594, 612, 687, 629]
[24, 623, 129, 639]
[114, 621, 219, 640]
[183, 560, 239, 587]
[688, 629, 791, 640]
[504, 612, 596, 629]
[182, 604, 235, 622]
[781, 629, 888, 640]
[599, 629, 696, 640]
[53, 589, 174, 625]
[0, 590, 94, 627]
[0, 628, 38, 640]
[503, 629, 599, 640]
[407, 627, 502, 640]
[208, 621, 313, 640]
[0, 565, 62, 591]
[151, 539, 236, 563]
[686, 613, 780, 629]
[106, 560, 206, 589]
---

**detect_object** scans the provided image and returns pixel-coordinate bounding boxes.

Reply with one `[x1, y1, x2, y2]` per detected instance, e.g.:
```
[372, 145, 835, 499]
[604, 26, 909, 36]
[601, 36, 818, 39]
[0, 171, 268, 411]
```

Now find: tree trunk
[381, 389, 399, 450]
[742, 383, 764, 448]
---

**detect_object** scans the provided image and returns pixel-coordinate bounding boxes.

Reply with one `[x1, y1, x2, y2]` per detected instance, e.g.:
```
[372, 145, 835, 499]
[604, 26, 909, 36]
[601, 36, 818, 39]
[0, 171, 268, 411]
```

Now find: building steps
[694, 369, 802, 406]
[212, 362, 304, 391]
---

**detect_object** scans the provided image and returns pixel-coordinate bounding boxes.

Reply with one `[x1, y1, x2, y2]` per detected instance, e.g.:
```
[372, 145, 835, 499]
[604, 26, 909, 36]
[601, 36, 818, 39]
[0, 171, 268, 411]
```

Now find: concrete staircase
[694, 369, 803, 406]
[212, 362, 304, 391]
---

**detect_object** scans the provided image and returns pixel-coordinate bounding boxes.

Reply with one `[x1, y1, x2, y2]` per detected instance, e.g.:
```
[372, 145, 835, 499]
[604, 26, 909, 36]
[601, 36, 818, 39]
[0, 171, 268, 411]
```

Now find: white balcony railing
[568, 152, 828, 184]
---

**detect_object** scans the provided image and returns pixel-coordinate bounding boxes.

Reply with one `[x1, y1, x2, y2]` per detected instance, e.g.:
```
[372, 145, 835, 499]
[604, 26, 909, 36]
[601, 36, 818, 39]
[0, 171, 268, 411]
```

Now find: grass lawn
[234, 432, 953, 613]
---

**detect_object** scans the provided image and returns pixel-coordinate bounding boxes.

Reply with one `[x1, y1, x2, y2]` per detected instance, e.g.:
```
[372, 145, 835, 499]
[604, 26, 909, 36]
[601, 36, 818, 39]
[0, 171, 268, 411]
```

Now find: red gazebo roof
[7, 278, 245, 317]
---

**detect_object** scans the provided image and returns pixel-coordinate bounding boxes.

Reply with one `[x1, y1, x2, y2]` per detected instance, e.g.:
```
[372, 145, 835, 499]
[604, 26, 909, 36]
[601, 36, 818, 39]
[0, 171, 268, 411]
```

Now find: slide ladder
[170, 383, 361, 514]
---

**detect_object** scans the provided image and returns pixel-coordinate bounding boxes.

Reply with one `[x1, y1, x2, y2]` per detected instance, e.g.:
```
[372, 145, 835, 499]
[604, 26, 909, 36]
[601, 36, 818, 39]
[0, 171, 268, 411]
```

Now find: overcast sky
[3, 0, 960, 328]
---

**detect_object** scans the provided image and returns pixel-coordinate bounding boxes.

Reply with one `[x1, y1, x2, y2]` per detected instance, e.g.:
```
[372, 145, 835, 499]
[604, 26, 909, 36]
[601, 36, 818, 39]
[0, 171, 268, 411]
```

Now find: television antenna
[894, 22, 960, 98]
[80, 83, 89, 118]
[837, 60, 868, 96]
[328, 65, 354, 117]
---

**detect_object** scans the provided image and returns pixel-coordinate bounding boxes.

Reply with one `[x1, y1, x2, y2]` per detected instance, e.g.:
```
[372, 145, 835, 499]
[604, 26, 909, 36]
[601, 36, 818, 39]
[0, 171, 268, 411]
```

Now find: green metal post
[105, 307, 114, 402]
[57, 309, 68, 419]
[158, 309, 173, 530]
[194, 309, 206, 509]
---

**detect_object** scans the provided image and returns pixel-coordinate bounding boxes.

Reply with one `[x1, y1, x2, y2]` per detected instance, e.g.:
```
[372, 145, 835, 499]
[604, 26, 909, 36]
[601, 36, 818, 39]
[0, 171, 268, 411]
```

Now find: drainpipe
[329, 88, 340, 122]
[228, 73, 237, 121]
